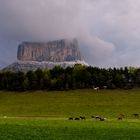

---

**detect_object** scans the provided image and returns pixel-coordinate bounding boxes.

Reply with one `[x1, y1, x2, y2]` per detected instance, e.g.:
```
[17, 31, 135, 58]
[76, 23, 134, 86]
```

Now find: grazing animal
[100, 118, 106, 121]
[91, 116, 95, 118]
[133, 114, 139, 118]
[74, 117, 80, 120]
[103, 86, 107, 89]
[68, 117, 73, 120]
[118, 117, 123, 120]
[94, 87, 99, 91]
[95, 116, 101, 120]
[79, 116, 86, 120]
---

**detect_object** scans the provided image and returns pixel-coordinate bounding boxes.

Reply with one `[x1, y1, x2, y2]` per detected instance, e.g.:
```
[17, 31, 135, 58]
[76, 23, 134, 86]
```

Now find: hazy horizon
[0, 0, 140, 68]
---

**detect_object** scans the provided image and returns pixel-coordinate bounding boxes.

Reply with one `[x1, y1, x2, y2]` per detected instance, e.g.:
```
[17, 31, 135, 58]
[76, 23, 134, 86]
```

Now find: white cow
[94, 87, 99, 91]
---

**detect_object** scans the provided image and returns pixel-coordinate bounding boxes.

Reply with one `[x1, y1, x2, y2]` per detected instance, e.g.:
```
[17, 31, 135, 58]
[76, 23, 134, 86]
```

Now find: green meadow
[0, 89, 139, 139]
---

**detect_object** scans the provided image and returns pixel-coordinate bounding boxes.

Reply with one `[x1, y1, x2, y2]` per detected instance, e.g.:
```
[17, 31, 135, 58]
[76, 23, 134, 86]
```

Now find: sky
[0, 0, 140, 68]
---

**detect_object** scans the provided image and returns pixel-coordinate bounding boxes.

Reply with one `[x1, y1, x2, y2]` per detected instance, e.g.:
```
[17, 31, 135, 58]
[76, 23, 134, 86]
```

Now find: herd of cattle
[68, 113, 139, 121]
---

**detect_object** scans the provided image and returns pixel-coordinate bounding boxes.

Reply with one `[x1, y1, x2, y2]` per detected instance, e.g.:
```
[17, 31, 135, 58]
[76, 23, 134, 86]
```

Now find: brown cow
[68, 117, 73, 120]
[133, 114, 139, 118]
[74, 117, 80, 120]
[79, 116, 86, 120]
[118, 117, 123, 120]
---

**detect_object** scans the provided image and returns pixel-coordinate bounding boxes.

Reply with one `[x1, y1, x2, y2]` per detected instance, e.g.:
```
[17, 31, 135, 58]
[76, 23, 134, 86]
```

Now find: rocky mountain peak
[3, 38, 88, 71]
[17, 38, 82, 62]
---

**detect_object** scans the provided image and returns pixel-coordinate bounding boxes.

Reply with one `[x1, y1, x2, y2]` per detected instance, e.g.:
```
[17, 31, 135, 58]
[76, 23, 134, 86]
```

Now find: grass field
[0, 89, 139, 139]
[0, 119, 140, 140]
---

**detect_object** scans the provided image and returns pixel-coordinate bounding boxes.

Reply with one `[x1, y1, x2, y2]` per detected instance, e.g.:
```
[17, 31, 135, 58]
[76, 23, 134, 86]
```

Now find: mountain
[3, 38, 88, 71]
[17, 39, 82, 62]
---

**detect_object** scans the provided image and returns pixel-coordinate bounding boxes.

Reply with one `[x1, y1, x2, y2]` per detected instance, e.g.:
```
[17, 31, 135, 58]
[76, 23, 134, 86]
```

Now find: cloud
[87, 0, 140, 67]
[0, 0, 140, 68]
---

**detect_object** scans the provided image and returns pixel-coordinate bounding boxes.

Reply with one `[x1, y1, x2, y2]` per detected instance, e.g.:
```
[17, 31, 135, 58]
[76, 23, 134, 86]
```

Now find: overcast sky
[0, 0, 140, 68]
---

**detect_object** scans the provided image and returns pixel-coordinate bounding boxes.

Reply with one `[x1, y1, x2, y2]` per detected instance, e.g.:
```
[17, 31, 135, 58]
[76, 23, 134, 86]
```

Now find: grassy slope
[0, 89, 139, 140]
[0, 89, 139, 118]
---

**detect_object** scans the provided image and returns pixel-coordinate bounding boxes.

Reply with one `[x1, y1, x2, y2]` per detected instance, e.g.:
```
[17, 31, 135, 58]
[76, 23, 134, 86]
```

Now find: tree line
[0, 65, 140, 91]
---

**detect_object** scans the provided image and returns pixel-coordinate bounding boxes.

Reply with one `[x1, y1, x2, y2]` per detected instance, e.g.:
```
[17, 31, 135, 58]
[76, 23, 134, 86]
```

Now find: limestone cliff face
[17, 39, 82, 62]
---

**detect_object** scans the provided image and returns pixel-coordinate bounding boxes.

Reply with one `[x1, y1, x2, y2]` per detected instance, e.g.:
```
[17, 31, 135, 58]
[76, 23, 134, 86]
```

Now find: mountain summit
[3, 39, 88, 71]
[17, 39, 82, 62]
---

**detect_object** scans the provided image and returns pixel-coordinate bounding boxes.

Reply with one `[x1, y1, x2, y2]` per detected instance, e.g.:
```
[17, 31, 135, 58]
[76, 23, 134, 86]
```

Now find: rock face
[3, 38, 88, 71]
[17, 39, 82, 62]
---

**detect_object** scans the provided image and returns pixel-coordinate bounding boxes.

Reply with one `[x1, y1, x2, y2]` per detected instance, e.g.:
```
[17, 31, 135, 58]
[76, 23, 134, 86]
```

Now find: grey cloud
[0, 0, 140, 68]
